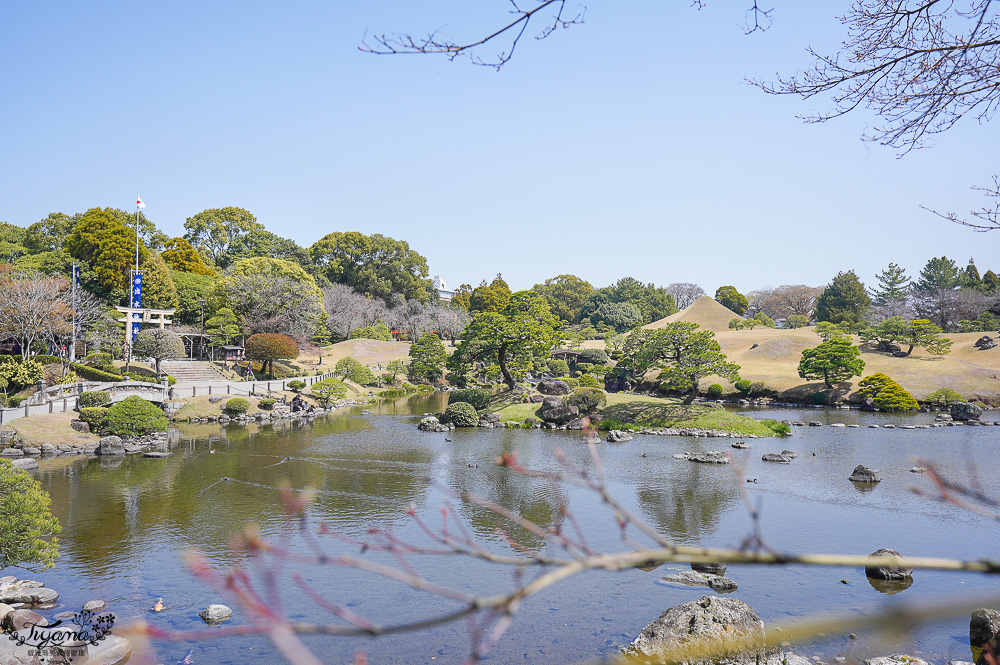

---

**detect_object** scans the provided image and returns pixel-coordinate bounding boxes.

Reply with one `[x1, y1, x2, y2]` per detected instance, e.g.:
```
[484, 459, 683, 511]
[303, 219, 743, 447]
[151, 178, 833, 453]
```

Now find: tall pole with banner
[126, 196, 147, 365]
[70, 263, 80, 361]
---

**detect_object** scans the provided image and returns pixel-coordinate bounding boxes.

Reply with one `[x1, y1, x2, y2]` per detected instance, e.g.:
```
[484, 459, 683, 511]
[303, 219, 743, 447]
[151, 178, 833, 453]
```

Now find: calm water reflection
[25, 396, 1000, 665]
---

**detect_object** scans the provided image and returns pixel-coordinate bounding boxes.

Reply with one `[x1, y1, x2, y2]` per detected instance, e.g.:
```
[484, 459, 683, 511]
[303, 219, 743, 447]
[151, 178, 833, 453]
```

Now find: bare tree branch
[359, 0, 585, 70]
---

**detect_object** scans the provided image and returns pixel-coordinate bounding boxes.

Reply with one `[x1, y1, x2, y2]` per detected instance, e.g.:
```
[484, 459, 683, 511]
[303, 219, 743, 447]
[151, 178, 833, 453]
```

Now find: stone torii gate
[114, 306, 176, 356]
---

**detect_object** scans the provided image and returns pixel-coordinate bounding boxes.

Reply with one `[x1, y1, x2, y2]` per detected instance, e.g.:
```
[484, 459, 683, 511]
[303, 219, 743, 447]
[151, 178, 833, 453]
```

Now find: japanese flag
[136, 195, 146, 209]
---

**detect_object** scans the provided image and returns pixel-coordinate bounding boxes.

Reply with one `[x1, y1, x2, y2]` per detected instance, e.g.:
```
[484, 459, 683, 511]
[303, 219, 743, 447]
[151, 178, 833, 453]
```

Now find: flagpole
[135, 196, 140, 272]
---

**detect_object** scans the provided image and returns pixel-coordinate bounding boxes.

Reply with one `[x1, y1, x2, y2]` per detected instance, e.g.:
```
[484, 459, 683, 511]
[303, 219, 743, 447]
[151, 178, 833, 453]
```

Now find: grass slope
[645, 295, 743, 333]
[1, 412, 100, 447]
[712, 327, 1000, 402]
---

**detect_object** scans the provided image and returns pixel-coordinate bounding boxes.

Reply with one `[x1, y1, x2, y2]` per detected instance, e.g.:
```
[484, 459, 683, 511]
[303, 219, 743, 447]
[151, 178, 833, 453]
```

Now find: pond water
[25, 395, 1000, 665]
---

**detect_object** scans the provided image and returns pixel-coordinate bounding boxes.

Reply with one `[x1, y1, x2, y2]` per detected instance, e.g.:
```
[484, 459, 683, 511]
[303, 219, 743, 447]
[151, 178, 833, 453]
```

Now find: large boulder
[417, 416, 440, 431]
[952, 402, 984, 421]
[537, 379, 571, 396]
[96, 436, 125, 456]
[849, 464, 881, 483]
[540, 405, 579, 425]
[529, 394, 546, 403]
[606, 430, 634, 443]
[971, 608, 1000, 665]
[0, 578, 58, 605]
[541, 396, 564, 411]
[975, 335, 996, 350]
[865, 548, 913, 581]
[628, 595, 766, 663]
[689, 451, 729, 464]
[877, 340, 903, 354]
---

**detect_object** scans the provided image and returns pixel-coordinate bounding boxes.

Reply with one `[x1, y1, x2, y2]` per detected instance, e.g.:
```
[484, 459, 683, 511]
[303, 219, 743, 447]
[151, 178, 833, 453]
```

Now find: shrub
[258, 398, 276, 410]
[559, 377, 580, 390]
[578, 373, 601, 388]
[347, 364, 380, 387]
[760, 419, 791, 436]
[609, 350, 624, 361]
[706, 383, 725, 399]
[578, 349, 609, 365]
[102, 396, 168, 436]
[575, 362, 596, 375]
[449, 388, 491, 411]
[32, 354, 62, 365]
[71, 363, 122, 382]
[810, 391, 828, 405]
[224, 398, 250, 414]
[287, 380, 306, 392]
[310, 378, 348, 406]
[85, 352, 116, 373]
[749, 382, 772, 397]
[441, 402, 479, 427]
[858, 373, 918, 412]
[0, 360, 45, 393]
[565, 387, 607, 415]
[734, 379, 752, 396]
[78, 406, 107, 428]
[923, 387, 964, 406]
[55, 372, 78, 385]
[548, 359, 570, 376]
[78, 391, 111, 408]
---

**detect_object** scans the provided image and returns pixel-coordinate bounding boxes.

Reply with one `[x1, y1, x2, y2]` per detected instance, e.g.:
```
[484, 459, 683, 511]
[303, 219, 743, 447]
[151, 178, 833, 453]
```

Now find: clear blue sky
[0, 2, 994, 295]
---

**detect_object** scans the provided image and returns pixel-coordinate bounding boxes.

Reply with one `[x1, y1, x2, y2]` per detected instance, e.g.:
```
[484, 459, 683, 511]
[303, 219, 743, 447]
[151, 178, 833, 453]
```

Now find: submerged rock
[688, 451, 729, 464]
[761, 453, 791, 463]
[660, 570, 738, 592]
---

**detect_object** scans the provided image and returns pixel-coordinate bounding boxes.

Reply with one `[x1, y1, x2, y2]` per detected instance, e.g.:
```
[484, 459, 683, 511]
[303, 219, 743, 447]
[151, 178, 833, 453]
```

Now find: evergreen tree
[409, 332, 448, 383]
[140, 253, 179, 310]
[960, 258, 982, 289]
[0, 459, 61, 571]
[797, 338, 865, 388]
[714, 285, 748, 316]
[468, 275, 511, 313]
[983, 270, 1000, 294]
[815, 271, 871, 325]
[914, 256, 960, 291]
[869, 262, 911, 305]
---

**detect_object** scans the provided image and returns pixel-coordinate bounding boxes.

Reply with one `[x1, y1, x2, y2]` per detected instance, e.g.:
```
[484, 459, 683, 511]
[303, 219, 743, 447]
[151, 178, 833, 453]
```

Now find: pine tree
[869, 263, 911, 305]
[960, 258, 982, 289]
[815, 271, 871, 325]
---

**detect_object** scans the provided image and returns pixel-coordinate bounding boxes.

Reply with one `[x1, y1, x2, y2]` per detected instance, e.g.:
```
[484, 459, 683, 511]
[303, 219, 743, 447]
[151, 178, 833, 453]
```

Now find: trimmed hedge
[224, 398, 250, 414]
[577, 349, 609, 365]
[258, 398, 276, 410]
[441, 402, 478, 427]
[78, 391, 111, 408]
[858, 373, 918, 412]
[287, 380, 306, 393]
[448, 388, 490, 411]
[559, 377, 580, 390]
[103, 396, 168, 436]
[548, 360, 570, 376]
[79, 407, 107, 428]
[706, 383, 725, 399]
[578, 374, 600, 388]
[71, 363, 122, 382]
[565, 388, 607, 415]
[923, 387, 963, 406]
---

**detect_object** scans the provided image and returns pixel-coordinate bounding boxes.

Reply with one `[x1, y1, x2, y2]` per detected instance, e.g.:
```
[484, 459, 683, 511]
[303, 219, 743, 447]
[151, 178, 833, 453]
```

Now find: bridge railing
[0, 372, 339, 426]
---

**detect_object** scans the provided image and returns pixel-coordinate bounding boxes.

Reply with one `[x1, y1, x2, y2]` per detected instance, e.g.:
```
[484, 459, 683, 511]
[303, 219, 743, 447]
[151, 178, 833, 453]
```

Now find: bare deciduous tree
[665, 282, 705, 310]
[322, 283, 389, 341]
[224, 273, 325, 341]
[0, 271, 71, 361]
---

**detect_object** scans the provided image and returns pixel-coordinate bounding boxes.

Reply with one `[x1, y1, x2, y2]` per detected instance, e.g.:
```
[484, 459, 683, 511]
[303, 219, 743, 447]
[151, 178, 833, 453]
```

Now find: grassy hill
[715, 326, 1000, 402]
[582, 296, 1000, 404]
[645, 295, 743, 333]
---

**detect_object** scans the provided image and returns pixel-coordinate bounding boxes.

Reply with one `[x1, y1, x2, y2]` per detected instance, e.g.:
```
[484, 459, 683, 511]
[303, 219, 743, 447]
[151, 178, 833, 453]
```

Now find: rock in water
[761, 453, 791, 463]
[96, 436, 125, 456]
[606, 430, 634, 443]
[849, 464, 881, 483]
[660, 571, 738, 592]
[688, 451, 729, 464]
[537, 379, 571, 395]
[952, 402, 984, 421]
[971, 608, 1000, 665]
[199, 603, 233, 626]
[691, 561, 727, 576]
[862, 657, 929, 665]
[628, 595, 766, 662]
[865, 548, 913, 581]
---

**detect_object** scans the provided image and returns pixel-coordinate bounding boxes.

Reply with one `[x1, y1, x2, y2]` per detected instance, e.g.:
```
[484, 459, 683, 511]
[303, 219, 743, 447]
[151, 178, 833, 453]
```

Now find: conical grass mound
[644, 295, 743, 333]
